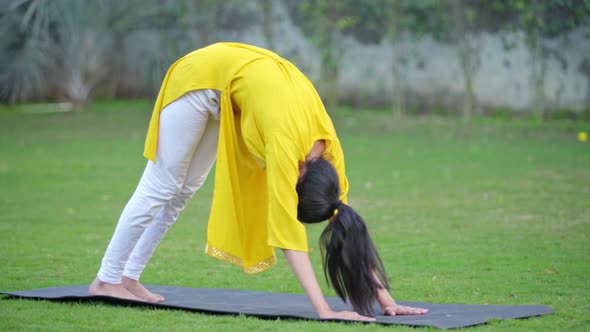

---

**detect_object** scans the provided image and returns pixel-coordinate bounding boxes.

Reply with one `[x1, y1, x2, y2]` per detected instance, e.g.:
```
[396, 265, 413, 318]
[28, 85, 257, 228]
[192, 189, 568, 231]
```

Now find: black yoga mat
[1, 285, 553, 329]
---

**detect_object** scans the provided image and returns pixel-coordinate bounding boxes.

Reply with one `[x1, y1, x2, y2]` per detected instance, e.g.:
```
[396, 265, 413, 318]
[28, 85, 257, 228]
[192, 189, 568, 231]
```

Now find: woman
[90, 42, 428, 320]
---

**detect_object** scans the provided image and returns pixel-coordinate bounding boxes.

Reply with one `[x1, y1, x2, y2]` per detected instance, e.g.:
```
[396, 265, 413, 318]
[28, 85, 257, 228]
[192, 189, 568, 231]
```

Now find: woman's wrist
[378, 298, 397, 309]
[316, 306, 334, 318]
[380, 300, 397, 309]
[376, 287, 397, 309]
[308, 292, 332, 317]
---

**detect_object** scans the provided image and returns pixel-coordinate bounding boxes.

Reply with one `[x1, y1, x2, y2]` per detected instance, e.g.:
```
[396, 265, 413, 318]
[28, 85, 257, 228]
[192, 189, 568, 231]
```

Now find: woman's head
[296, 156, 390, 317]
[296, 157, 341, 223]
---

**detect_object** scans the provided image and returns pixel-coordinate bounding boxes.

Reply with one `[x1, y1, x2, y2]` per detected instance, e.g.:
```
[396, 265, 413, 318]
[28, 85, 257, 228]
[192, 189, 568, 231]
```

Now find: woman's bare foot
[89, 278, 142, 301]
[122, 276, 165, 302]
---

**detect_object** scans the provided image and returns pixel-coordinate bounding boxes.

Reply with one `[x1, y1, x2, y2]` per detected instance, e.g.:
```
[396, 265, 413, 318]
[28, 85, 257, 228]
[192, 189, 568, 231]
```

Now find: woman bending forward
[89, 43, 428, 321]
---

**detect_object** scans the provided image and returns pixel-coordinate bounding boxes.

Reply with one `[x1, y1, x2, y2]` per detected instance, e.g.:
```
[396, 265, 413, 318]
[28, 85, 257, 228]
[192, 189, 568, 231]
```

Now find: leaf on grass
[544, 268, 559, 274]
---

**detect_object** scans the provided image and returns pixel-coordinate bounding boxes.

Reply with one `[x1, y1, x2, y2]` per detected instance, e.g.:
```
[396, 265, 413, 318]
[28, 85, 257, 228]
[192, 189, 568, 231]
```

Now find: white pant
[97, 90, 221, 284]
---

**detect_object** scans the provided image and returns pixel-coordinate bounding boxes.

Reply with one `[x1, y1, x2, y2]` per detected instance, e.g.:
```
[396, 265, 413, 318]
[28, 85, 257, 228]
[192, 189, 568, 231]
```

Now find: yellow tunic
[144, 43, 349, 274]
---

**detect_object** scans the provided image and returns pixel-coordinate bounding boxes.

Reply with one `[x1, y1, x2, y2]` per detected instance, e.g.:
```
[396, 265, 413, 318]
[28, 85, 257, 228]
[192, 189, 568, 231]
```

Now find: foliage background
[1, 0, 590, 119]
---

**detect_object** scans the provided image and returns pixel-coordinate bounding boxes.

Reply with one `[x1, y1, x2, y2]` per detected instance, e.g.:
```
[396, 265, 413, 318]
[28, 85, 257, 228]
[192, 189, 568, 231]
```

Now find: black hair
[296, 156, 390, 317]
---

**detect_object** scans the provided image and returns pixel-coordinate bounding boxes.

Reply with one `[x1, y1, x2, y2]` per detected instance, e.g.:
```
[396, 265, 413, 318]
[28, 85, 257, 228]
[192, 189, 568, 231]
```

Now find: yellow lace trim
[205, 243, 276, 274]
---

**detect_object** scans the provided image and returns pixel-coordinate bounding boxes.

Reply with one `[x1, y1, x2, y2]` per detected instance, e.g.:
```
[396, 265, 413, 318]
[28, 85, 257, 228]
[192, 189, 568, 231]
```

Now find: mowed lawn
[0, 102, 588, 331]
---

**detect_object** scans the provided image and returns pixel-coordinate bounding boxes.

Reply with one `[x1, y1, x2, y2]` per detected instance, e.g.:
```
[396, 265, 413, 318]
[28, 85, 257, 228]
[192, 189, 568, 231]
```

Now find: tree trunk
[321, 53, 340, 112]
[261, 0, 274, 50]
[578, 58, 590, 109]
[388, 0, 405, 118]
[458, 41, 475, 121]
[319, 29, 341, 112]
[448, 0, 477, 121]
[527, 30, 547, 121]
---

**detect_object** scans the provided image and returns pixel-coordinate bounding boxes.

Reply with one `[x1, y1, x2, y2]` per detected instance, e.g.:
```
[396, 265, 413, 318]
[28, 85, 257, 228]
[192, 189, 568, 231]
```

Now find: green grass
[1, 102, 589, 331]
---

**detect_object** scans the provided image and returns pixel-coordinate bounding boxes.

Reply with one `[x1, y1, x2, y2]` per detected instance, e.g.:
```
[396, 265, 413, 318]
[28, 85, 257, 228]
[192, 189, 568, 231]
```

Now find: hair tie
[334, 200, 344, 211]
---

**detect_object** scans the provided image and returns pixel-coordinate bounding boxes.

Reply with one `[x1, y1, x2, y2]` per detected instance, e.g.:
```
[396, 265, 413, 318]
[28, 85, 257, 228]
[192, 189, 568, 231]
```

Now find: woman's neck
[306, 140, 325, 162]
[298, 140, 326, 182]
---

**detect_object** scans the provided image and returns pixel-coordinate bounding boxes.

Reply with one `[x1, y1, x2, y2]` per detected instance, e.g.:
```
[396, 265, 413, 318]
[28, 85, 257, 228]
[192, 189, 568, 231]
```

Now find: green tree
[0, 1, 58, 103]
[288, 0, 357, 112]
[0, 0, 261, 104]
[502, 0, 590, 119]
[185, 0, 219, 47]
[413, 0, 506, 120]
[446, 0, 481, 121]
[150, 0, 257, 96]
[384, 0, 437, 118]
[0, 0, 174, 105]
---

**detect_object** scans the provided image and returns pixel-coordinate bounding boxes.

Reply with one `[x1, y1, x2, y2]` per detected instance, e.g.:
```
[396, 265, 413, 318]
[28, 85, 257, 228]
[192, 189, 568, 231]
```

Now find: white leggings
[97, 90, 221, 284]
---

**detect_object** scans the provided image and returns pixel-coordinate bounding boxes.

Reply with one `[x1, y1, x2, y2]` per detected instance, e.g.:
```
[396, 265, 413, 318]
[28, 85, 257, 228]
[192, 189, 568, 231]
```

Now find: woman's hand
[281, 250, 374, 322]
[383, 304, 429, 316]
[374, 275, 428, 316]
[319, 309, 376, 322]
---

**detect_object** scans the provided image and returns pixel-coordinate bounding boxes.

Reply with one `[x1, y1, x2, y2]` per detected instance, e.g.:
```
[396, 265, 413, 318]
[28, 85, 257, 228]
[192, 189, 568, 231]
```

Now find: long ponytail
[319, 203, 389, 317]
[296, 156, 390, 317]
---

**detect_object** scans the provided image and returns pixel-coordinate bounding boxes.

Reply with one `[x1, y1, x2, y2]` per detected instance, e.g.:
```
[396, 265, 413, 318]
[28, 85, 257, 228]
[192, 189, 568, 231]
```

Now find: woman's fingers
[384, 304, 429, 316]
[400, 305, 428, 315]
[348, 311, 375, 322]
[323, 306, 428, 321]
[341, 310, 376, 321]
[324, 310, 376, 321]
[384, 307, 397, 316]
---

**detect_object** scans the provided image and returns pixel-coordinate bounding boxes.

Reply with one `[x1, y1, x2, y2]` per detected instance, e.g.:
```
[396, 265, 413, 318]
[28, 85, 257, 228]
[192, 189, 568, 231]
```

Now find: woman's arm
[282, 249, 375, 321]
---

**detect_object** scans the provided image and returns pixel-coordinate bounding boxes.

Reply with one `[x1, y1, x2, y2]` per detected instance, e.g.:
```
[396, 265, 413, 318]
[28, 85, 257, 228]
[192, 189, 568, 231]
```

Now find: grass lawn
[0, 101, 588, 331]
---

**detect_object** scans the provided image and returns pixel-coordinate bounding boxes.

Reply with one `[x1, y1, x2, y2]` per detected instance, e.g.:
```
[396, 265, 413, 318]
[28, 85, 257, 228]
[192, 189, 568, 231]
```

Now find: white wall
[246, 0, 590, 112]
[147, 0, 590, 112]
